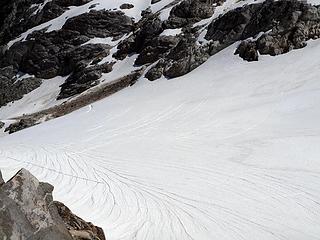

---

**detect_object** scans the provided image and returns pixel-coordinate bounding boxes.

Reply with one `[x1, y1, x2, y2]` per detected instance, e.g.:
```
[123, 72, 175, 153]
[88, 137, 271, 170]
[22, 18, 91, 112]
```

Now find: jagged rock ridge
[0, 168, 106, 240]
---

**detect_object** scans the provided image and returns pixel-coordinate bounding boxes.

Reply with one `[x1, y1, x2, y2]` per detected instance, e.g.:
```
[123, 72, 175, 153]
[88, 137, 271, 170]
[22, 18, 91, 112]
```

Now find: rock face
[164, 0, 217, 28]
[0, 0, 92, 46]
[0, 6, 133, 104]
[115, 0, 223, 81]
[1, 0, 320, 131]
[205, 0, 320, 61]
[55, 201, 106, 240]
[0, 169, 105, 240]
[0, 66, 42, 107]
[62, 10, 134, 39]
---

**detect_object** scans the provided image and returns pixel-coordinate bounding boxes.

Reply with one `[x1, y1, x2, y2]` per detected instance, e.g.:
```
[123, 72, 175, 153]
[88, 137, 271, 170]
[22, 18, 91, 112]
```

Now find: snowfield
[1, 38, 320, 240]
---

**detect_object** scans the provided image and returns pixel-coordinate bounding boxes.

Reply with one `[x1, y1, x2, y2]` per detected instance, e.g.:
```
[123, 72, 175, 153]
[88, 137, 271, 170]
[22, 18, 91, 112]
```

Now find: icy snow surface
[1, 39, 320, 240]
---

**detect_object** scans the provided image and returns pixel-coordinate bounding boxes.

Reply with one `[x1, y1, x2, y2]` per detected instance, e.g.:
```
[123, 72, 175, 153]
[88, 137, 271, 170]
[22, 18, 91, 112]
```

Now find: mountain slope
[2, 0, 320, 134]
[1, 39, 320, 239]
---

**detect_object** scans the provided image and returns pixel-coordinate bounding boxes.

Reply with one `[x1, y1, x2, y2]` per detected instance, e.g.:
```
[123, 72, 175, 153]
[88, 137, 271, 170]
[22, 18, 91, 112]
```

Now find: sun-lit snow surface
[1, 39, 320, 240]
[0, 76, 67, 120]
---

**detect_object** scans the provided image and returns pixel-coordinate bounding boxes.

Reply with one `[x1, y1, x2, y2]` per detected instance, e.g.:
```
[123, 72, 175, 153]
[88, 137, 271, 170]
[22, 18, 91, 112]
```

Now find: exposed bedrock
[0, 9, 133, 102]
[205, 0, 320, 60]
[1, 0, 320, 106]
[63, 10, 134, 39]
[0, 168, 106, 240]
[0, 66, 42, 107]
[164, 0, 222, 28]
[115, 0, 222, 81]
[0, 0, 93, 46]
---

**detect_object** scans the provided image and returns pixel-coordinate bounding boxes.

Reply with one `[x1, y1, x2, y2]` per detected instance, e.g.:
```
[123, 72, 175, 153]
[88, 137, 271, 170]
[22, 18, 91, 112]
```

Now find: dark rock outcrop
[4, 118, 39, 134]
[164, 0, 217, 28]
[0, 0, 93, 46]
[115, 2, 217, 81]
[0, 8, 135, 100]
[205, 0, 320, 61]
[63, 10, 134, 39]
[0, 169, 105, 240]
[234, 40, 259, 61]
[58, 61, 115, 99]
[0, 171, 4, 185]
[144, 31, 209, 80]
[55, 201, 106, 240]
[0, 66, 42, 107]
[120, 3, 134, 9]
[114, 13, 164, 60]
[135, 35, 179, 65]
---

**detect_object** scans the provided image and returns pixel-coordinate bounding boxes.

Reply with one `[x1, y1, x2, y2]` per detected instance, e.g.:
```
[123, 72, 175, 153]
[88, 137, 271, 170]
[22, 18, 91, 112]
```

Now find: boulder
[120, 3, 134, 9]
[234, 40, 259, 61]
[0, 169, 73, 240]
[0, 169, 106, 240]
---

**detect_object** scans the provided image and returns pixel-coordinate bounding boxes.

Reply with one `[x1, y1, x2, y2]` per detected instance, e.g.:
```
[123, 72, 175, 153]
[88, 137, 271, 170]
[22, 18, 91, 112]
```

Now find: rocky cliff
[1, 0, 320, 133]
[0, 169, 105, 240]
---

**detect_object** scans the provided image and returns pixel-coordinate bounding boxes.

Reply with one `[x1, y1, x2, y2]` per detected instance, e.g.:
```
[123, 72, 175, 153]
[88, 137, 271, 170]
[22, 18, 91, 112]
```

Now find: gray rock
[120, 3, 134, 9]
[5, 118, 38, 134]
[0, 9, 134, 99]
[0, 170, 4, 185]
[135, 35, 179, 65]
[0, 169, 73, 240]
[207, 0, 320, 61]
[145, 59, 167, 81]
[234, 40, 258, 61]
[58, 61, 115, 99]
[0, 66, 42, 108]
[114, 13, 164, 60]
[55, 201, 106, 240]
[63, 10, 134, 39]
[0, 0, 92, 46]
[0, 191, 35, 240]
[29, 226, 74, 240]
[164, 0, 219, 28]
[145, 35, 209, 80]
[0, 169, 105, 240]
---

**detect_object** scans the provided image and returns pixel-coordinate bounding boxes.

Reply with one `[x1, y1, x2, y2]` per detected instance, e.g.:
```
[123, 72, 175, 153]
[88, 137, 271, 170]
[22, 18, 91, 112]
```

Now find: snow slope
[5, 0, 320, 119]
[1, 38, 320, 240]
